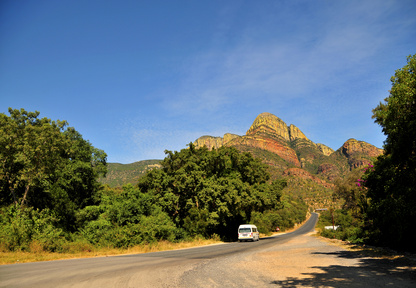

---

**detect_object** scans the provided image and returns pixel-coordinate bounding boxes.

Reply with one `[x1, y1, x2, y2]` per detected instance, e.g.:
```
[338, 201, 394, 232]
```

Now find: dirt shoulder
[179, 231, 416, 287]
[235, 231, 416, 287]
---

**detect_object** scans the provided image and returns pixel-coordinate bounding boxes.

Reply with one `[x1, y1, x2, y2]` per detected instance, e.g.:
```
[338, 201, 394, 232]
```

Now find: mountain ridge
[100, 112, 383, 209]
[190, 112, 383, 208]
[193, 112, 383, 180]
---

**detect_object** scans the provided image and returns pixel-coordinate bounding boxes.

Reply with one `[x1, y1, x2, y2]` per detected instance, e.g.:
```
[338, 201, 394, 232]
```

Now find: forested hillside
[99, 160, 161, 187]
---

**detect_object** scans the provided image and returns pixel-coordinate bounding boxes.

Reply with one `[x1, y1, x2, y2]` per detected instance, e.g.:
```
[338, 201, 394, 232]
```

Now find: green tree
[365, 54, 416, 251]
[318, 167, 372, 244]
[78, 184, 180, 247]
[138, 144, 285, 240]
[0, 108, 107, 231]
[0, 108, 68, 207]
[333, 168, 368, 219]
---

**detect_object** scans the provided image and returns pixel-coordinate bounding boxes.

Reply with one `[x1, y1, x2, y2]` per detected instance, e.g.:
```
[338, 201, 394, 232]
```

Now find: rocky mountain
[194, 112, 382, 174]
[193, 112, 383, 207]
[193, 133, 239, 150]
[100, 112, 383, 208]
[194, 113, 383, 170]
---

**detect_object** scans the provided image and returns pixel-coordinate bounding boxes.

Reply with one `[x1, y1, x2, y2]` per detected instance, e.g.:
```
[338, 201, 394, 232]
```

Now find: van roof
[239, 224, 256, 227]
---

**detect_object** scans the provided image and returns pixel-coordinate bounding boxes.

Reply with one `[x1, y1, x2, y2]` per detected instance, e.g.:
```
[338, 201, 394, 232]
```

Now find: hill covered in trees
[99, 160, 161, 187]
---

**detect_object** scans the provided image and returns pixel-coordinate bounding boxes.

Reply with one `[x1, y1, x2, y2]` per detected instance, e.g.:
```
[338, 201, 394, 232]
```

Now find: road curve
[0, 213, 318, 288]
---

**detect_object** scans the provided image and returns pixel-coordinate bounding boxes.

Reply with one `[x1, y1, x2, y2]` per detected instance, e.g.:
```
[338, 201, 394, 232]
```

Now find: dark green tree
[138, 144, 285, 239]
[78, 184, 180, 247]
[0, 108, 107, 231]
[0, 108, 68, 207]
[333, 168, 369, 219]
[365, 54, 416, 251]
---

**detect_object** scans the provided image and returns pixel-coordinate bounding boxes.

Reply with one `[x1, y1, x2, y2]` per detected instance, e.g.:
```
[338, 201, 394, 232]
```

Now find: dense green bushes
[79, 185, 182, 247]
[251, 194, 308, 235]
[318, 209, 367, 244]
[0, 205, 65, 252]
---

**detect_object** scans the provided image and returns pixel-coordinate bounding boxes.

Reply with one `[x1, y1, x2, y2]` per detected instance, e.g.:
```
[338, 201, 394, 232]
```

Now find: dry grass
[0, 238, 222, 265]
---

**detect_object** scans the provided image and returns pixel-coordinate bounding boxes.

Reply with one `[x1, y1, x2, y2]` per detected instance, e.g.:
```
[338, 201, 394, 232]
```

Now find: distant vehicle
[324, 225, 340, 230]
[238, 224, 260, 242]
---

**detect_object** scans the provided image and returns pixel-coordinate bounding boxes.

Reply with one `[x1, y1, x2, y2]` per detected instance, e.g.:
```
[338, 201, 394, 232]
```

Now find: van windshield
[239, 228, 251, 233]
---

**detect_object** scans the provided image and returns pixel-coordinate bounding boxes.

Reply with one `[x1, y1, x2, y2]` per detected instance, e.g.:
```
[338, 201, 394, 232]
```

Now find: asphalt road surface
[0, 214, 318, 287]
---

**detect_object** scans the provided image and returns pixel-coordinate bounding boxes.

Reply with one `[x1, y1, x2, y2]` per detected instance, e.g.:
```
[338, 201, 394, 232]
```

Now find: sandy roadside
[235, 231, 416, 287]
[179, 230, 416, 287]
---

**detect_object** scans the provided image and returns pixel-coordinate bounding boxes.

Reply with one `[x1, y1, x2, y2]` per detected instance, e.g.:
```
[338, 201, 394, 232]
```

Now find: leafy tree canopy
[137, 144, 286, 239]
[0, 108, 107, 231]
[365, 54, 416, 251]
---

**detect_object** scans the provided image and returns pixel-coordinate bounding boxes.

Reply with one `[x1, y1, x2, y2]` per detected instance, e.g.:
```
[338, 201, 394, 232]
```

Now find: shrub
[0, 205, 65, 252]
[318, 209, 366, 244]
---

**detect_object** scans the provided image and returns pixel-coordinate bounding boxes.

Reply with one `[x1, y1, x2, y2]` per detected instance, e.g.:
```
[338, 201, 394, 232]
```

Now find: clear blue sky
[1, 1, 415, 164]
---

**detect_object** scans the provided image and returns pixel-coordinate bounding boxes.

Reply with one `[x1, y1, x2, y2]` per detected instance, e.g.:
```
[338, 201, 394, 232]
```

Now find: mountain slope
[192, 112, 383, 207]
[194, 112, 382, 177]
[99, 160, 161, 187]
[100, 112, 383, 209]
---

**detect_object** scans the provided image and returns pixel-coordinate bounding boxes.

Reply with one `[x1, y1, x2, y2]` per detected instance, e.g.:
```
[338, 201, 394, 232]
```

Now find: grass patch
[0, 238, 222, 265]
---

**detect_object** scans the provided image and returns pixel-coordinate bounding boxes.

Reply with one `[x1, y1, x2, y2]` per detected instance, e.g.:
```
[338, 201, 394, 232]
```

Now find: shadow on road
[269, 249, 416, 287]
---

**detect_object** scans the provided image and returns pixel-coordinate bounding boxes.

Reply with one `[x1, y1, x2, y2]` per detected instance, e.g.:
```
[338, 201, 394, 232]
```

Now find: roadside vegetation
[318, 54, 416, 253]
[0, 111, 307, 263]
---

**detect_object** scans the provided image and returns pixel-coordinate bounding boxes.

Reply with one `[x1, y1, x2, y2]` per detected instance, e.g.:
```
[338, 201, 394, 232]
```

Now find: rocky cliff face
[341, 138, 383, 158]
[339, 138, 383, 169]
[316, 143, 334, 156]
[289, 124, 308, 142]
[194, 113, 314, 167]
[246, 113, 290, 140]
[245, 113, 309, 143]
[235, 113, 304, 166]
[193, 133, 239, 150]
[227, 134, 301, 167]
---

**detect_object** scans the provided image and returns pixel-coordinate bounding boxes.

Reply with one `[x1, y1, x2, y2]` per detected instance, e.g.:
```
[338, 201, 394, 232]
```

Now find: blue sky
[1, 0, 415, 164]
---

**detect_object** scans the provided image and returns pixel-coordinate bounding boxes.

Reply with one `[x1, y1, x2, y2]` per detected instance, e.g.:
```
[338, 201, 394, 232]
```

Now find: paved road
[0, 214, 318, 288]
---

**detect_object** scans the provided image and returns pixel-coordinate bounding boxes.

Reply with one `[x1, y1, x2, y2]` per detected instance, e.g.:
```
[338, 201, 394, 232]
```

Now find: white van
[238, 224, 260, 242]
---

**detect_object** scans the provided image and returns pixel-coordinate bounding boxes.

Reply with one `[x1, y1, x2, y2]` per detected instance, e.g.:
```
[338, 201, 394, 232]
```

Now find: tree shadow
[270, 249, 416, 287]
